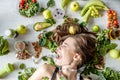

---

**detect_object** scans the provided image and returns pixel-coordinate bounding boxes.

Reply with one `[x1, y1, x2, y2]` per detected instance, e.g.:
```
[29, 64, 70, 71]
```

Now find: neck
[61, 65, 78, 80]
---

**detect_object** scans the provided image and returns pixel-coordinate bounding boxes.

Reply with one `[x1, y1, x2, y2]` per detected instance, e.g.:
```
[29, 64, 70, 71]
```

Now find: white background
[0, 0, 120, 80]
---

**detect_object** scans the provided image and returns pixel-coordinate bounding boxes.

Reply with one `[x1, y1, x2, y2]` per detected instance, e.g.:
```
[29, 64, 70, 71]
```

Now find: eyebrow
[63, 42, 69, 46]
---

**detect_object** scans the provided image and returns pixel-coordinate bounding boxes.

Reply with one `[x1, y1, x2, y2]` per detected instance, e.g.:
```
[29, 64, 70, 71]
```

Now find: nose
[56, 45, 62, 53]
[58, 45, 62, 50]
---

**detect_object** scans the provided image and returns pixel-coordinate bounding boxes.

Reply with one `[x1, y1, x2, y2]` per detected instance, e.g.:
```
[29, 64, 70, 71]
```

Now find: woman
[29, 20, 96, 80]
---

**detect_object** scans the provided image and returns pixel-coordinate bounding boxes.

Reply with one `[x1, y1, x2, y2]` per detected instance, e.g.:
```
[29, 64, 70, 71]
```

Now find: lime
[92, 25, 100, 32]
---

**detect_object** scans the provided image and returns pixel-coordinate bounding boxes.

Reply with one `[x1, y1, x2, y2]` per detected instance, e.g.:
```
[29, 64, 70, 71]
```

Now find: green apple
[43, 9, 52, 19]
[70, 1, 80, 12]
[16, 25, 27, 34]
[92, 25, 100, 32]
[109, 49, 120, 58]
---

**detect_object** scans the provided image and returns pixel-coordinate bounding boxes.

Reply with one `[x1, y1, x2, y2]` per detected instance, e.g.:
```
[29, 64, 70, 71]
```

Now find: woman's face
[56, 37, 77, 66]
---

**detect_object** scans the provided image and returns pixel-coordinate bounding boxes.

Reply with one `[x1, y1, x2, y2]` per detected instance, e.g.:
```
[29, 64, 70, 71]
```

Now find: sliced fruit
[33, 22, 52, 31]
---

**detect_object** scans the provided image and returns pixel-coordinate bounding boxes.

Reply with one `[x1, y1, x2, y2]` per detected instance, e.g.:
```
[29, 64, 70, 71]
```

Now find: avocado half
[33, 22, 52, 31]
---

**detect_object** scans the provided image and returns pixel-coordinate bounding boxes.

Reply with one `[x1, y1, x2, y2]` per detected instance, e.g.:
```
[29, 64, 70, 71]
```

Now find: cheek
[62, 51, 74, 64]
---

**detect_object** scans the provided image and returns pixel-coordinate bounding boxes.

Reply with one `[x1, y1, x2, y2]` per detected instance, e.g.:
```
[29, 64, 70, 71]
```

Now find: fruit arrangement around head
[1, 0, 120, 79]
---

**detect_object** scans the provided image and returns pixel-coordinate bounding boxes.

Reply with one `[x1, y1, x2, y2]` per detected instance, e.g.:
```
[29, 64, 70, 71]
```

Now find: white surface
[0, 0, 120, 80]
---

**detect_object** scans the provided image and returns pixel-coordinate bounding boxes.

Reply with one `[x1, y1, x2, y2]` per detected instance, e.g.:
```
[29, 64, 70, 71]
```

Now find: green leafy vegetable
[18, 67, 36, 80]
[45, 18, 56, 25]
[98, 67, 120, 80]
[42, 76, 49, 80]
[41, 56, 55, 66]
[39, 31, 58, 52]
[47, 0, 55, 8]
[0, 36, 9, 56]
[39, 0, 55, 13]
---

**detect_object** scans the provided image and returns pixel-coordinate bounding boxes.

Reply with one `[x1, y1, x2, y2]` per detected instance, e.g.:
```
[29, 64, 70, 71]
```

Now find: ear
[73, 53, 82, 61]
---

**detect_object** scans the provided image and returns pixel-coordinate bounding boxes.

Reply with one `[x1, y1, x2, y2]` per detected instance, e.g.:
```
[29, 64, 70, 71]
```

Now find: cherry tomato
[113, 12, 117, 16]
[108, 14, 112, 18]
[114, 24, 119, 28]
[107, 10, 111, 14]
[107, 24, 111, 29]
[19, 4, 23, 9]
[20, 0, 25, 5]
[114, 20, 118, 25]
[32, 0, 36, 3]
[113, 16, 117, 20]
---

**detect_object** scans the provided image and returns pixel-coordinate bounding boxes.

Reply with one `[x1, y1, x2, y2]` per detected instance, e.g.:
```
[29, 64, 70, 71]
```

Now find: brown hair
[72, 34, 96, 67]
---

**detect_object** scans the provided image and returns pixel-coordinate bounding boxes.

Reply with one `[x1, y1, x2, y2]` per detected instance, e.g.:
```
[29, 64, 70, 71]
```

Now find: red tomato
[19, 4, 23, 9]
[20, 0, 25, 5]
[114, 24, 119, 28]
[32, 0, 37, 3]
[107, 24, 111, 29]
[114, 20, 118, 25]
[107, 10, 111, 14]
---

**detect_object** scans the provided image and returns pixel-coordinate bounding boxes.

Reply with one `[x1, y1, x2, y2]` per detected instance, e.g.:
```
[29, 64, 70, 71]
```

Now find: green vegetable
[19, 1, 39, 17]
[82, 29, 118, 76]
[0, 63, 15, 78]
[47, 0, 55, 8]
[19, 63, 26, 69]
[82, 7, 92, 23]
[98, 67, 120, 80]
[42, 76, 49, 80]
[80, 0, 108, 16]
[42, 56, 55, 66]
[40, 0, 55, 13]
[80, 22, 87, 27]
[0, 36, 9, 56]
[45, 18, 56, 25]
[39, 31, 58, 52]
[33, 22, 52, 31]
[18, 67, 36, 80]
[60, 76, 67, 80]
[61, 0, 70, 8]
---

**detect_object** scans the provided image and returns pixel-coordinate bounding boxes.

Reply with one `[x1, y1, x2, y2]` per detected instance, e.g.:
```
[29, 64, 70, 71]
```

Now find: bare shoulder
[29, 64, 55, 80]
[39, 63, 56, 73]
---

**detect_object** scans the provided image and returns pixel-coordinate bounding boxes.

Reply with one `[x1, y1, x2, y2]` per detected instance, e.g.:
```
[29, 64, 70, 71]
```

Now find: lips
[57, 55, 62, 60]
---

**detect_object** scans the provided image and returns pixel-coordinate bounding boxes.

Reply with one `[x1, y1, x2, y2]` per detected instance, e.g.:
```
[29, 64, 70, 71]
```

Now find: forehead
[63, 37, 76, 46]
